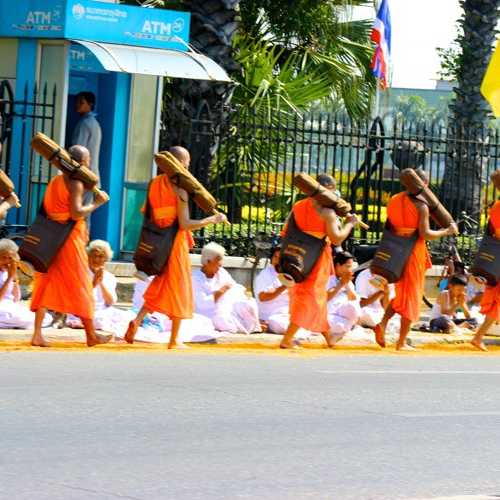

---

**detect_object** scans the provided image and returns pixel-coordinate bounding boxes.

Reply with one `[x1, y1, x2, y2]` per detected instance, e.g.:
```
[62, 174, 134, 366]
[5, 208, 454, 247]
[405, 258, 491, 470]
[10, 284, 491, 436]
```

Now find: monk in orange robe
[124, 146, 226, 349]
[471, 199, 500, 352]
[280, 186, 360, 349]
[374, 173, 457, 350]
[30, 145, 110, 347]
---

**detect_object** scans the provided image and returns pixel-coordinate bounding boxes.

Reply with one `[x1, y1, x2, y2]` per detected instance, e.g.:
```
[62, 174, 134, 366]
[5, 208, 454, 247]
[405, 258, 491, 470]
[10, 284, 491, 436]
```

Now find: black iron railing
[0, 80, 57, 225]
[162, 105, 499, 262]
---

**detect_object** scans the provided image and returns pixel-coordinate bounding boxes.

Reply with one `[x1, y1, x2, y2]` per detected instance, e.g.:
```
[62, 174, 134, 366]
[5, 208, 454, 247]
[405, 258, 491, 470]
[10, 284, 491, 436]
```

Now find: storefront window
[121, 74, 160, 254]
[0, 39, 17, 85]
[31, 42, 68, 185]
[126, 74, 159, 183]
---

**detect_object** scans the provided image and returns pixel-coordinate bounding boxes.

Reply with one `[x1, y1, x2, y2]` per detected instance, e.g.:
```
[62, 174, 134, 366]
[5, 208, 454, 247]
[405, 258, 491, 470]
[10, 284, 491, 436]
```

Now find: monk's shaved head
[69, 145, 91, 167]
[169, 146, 191, 168]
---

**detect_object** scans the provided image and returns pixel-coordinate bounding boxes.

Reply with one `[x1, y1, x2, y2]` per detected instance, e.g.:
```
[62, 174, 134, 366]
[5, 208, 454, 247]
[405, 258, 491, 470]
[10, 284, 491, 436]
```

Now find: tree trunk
[160, 0, 240, 186]
[441, 0, 500, 219]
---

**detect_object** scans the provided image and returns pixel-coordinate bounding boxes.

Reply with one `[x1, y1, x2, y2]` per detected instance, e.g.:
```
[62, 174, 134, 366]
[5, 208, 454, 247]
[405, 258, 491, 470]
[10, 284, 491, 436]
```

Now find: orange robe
[480, 200, 500, 321]
[142, 174, 194, 319]
[388, 192, 432, 322]
[288, 198, 333, 332]
[30, 175, 94, 319]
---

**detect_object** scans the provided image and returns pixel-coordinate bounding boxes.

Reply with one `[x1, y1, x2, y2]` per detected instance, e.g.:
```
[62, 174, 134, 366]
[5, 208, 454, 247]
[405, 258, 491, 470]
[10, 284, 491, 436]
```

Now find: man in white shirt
[193, 242, 261, 334]
[355, 266, 394, 328]
[326, 251, 362, 345]
[255, 246, 289, 334]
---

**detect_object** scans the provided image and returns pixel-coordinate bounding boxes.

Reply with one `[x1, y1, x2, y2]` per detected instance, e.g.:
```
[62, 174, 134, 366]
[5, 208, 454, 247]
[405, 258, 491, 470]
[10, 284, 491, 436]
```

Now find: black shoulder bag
[279, 212, 326, 283]
[470, 221, 500, 286]
[370, 220, 419, 284]
[19, 204, 76, 273]
[133, 183, 179, 276]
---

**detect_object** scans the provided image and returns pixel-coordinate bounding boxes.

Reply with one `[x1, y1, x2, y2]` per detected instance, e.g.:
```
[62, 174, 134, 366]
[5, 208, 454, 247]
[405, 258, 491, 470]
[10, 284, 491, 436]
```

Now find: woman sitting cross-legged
[0, 239, 51, 329]
[193, 242, 261, 334]
[66, 240, 134, 333]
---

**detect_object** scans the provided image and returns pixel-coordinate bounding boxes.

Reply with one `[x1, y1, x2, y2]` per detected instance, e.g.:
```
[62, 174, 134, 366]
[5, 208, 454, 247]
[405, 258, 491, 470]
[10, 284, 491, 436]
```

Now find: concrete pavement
[1, 324, 500, 351]
[2, 352, 500, 499]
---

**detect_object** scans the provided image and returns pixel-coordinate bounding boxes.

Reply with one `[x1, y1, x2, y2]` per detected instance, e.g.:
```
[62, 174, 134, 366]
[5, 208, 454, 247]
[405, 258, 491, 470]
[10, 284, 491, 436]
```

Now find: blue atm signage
[0, 0, 190, 51]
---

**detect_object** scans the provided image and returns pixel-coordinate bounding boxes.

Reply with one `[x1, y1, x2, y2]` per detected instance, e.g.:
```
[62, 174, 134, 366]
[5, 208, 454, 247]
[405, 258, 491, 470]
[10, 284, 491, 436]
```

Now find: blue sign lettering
[0, 0, 190, 51]
[0, 0, 66, 36]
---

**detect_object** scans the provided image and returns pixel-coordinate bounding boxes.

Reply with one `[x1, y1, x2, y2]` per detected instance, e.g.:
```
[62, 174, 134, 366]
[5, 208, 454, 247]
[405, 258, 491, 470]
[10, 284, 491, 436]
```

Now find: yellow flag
[481, 38, 500, 117]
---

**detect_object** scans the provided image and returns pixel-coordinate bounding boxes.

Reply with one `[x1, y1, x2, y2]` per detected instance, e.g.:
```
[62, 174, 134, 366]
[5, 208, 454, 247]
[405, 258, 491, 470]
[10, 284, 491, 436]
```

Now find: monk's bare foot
[373, 324, 386, 348]
[168, 342, 190, 350]
[396, 343, 417, 352]
[87, 333, 112, 347]
[280, 339, 301, 349]
[31, 335, 50, 347]
[321, 332, 336, 348]
[124, 321, 138, 344]
[471, 338, 488, 352]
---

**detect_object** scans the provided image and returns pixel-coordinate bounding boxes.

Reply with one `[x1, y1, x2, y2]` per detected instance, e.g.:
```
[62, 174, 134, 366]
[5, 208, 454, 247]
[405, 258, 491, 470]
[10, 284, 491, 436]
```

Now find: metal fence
[0, 79, 57, 225]
[168, 105, 500, 262]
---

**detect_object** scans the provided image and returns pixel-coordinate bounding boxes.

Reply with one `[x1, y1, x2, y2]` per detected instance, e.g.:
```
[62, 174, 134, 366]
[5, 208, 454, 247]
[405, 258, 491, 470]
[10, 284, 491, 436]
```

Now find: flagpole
[374, 82, 381, 119]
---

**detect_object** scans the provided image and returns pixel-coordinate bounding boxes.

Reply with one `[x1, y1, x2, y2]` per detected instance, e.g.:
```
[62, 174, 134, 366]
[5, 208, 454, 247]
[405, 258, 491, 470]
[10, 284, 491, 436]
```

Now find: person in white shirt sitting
[66, 240, 134, 333]
[355, 266, 394, 328]
[255, 246, 289, 334]
[193, 242, 261, 334]
[0, 239, 51, 328]
[326, 251, 362, 345]
[429, 274, 478, 333]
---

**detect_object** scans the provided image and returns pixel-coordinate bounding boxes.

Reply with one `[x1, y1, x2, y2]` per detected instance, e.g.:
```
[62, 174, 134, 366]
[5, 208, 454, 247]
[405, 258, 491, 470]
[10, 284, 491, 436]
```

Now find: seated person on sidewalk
[326, 251, 362, 345]
[0, 239, 51, 329]
[67, 240, 134, 333]
[255, 246, 289, 334]
[193, 242, 261, 334]
[429, 274, 478, 333]
[355, 267, 394, 328]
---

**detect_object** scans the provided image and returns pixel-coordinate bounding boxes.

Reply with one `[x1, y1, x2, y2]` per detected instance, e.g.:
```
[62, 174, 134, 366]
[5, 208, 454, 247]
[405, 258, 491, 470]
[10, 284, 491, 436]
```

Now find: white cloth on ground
[114, 311, 221, 344]
[193, 267, 261, 334]
[255, 264, 289, 334]
[114, 276, 222, 344]
[355, 269, 395, 327]
[66, 269, 134, 333]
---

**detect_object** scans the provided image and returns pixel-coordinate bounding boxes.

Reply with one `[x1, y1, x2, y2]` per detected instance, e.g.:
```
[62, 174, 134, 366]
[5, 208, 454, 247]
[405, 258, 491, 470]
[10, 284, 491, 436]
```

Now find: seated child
[430, 274, 478, 333]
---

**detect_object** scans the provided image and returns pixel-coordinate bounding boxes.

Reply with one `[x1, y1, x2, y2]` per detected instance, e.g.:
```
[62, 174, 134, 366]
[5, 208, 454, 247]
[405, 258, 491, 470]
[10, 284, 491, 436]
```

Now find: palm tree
[441, 0, 500, 219]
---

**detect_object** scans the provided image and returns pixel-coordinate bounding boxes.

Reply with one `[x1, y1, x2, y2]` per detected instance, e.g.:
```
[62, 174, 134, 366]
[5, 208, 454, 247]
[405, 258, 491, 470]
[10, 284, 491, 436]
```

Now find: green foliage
[237, 1, 376, 119]
[436, 22, 462, 82]
[393, 95, 449, 124]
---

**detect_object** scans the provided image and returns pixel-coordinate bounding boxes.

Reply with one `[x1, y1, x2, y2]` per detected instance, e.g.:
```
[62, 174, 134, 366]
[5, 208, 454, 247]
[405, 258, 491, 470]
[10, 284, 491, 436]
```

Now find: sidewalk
[1, 325, 499, 349]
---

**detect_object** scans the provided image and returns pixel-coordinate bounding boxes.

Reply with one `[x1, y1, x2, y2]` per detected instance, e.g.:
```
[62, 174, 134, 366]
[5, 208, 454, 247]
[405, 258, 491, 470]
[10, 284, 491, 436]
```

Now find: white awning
[73, 40, 232, 82]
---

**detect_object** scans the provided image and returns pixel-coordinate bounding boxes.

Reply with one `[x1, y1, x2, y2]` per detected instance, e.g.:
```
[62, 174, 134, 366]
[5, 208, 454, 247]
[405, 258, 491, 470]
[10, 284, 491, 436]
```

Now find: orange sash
[388, 192, 431, 322]
[142, 175, 194, 318]
[288, 198, 333, 332]
[481, 200, 500, 321]
[30, 175, 94, 318]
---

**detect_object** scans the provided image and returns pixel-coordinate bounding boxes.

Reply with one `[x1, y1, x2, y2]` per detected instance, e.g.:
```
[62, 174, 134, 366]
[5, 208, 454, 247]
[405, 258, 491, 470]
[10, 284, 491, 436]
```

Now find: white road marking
[316, 370, 500, 375]
[408, 496, 500, 500]
[395, 411, 500, 418]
